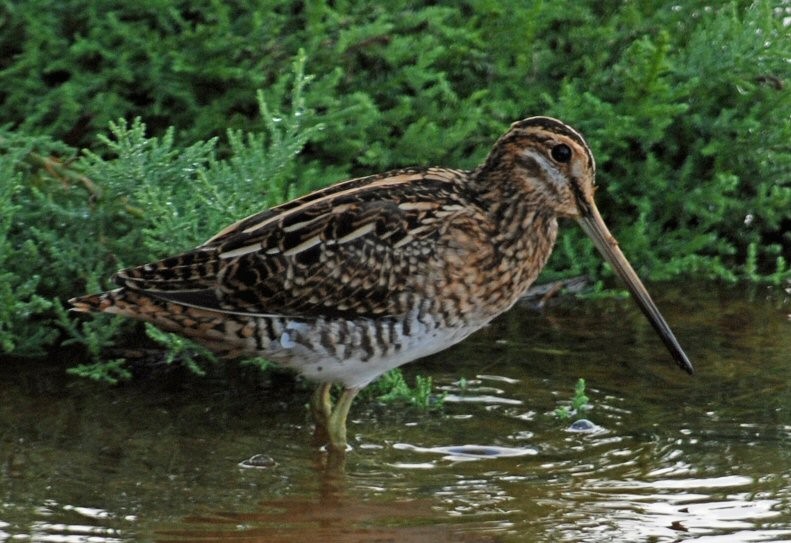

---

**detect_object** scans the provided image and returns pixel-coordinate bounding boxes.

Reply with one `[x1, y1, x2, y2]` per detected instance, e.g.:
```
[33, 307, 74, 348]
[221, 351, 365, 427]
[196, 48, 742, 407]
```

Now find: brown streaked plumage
[70, 116, 693, 452]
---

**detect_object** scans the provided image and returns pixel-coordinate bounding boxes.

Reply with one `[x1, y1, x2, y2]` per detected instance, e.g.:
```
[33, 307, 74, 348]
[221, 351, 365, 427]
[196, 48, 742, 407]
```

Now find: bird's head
[486, 116, 694, 375]
[489, 116, 597, 218]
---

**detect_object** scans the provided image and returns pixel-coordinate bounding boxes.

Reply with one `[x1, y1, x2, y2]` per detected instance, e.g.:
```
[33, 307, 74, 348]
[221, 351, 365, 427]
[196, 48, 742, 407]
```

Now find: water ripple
[391, 443, 538, 463]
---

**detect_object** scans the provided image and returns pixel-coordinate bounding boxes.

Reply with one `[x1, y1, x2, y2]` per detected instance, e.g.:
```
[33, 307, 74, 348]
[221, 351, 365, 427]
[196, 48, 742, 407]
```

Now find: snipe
[71, 117, 693, 451]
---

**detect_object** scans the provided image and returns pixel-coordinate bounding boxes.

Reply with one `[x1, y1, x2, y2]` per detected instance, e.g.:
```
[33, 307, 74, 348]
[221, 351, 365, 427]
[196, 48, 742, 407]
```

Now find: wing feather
[115, 168, 492, 319]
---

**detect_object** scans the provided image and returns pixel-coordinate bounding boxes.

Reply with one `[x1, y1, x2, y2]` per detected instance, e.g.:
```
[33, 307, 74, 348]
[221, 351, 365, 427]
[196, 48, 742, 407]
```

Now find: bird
[70, 116, 694, 452]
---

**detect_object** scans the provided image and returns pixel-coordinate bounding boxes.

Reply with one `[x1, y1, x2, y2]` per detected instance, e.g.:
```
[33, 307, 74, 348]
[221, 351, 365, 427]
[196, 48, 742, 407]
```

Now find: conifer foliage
[0, 2, 787, 374]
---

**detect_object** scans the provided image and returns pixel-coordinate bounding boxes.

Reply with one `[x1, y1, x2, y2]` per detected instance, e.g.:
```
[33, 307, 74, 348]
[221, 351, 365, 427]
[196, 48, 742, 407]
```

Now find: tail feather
[69, 288, 265, 358]
[70, 288, 193, 325]
[114, 249, 220, 291]
[70, 289, 175, 323]
[69, 289, 123, 314]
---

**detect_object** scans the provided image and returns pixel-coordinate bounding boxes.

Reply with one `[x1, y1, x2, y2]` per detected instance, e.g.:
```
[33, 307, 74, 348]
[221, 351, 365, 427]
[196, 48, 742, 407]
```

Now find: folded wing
[114, 168, 493, 319]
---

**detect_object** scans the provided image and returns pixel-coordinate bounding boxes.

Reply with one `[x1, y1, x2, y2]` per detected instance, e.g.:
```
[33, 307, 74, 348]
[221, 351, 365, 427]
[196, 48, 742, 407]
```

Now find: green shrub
[1, 52, 325, 377]
[0, 1, 787, 375]
[0, 135, 60, 355]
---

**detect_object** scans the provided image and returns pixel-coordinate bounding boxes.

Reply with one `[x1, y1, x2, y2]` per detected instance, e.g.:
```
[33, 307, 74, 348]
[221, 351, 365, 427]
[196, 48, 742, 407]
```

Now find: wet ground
[1, 283, 789, 542]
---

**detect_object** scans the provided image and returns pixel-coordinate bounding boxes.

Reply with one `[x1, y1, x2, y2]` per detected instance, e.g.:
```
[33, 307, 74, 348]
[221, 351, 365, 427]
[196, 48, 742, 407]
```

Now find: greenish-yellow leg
[327, 387, 360, 451]
[310, 383, 333, 443]
[309, 384, 360, 451]
[311, 383, 333, 422]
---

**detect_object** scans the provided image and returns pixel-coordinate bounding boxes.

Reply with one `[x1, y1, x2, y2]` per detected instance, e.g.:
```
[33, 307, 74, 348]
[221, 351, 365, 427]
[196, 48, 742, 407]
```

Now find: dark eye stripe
[569, 177, 591, 214]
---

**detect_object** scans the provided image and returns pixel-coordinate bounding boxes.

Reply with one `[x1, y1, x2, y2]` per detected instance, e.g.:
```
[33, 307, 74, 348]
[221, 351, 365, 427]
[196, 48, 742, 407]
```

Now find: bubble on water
[238, 454, 277, 469]
[566, 419, 603, 433]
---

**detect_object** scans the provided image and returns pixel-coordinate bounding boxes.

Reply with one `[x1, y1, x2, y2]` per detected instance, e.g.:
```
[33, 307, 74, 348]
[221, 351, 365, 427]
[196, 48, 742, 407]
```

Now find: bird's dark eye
[551, 143, 572, 163]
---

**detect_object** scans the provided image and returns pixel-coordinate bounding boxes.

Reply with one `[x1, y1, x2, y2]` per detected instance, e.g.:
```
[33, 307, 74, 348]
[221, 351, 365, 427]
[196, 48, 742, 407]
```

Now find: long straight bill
[577, 205, 694, 374]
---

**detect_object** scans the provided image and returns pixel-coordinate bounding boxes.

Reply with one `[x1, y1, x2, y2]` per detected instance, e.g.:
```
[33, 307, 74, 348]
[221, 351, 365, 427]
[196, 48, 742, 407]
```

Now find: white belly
[267, 311, 488, 389]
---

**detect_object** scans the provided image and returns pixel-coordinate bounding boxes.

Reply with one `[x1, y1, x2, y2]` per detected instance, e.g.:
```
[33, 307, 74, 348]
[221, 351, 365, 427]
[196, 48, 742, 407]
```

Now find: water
[0, 283, 789, 542]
